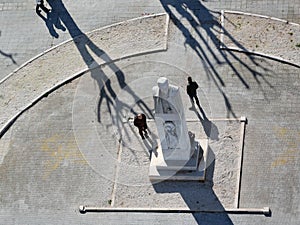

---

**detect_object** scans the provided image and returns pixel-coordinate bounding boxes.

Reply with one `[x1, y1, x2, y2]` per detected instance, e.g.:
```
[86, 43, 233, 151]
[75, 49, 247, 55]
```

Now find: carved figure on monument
[164, 121, 178, 149]
[152, 77, 191, 159]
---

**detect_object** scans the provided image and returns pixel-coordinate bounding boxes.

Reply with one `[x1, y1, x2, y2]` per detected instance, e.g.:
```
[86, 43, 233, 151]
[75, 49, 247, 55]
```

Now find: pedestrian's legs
[138, 127, 145, 139]
[189, 96, 195, 106]
[40, 3, 50, 13]
[143, 127, 149, 138]
[194, 95, 201, 108]
[143, 125, 148, 134]
[36, 0, 50, 13]
[36, 3, 41, 14]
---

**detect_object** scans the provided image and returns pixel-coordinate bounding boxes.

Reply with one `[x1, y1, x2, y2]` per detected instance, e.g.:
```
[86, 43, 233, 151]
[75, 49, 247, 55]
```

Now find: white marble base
[149, 139, 208, 181]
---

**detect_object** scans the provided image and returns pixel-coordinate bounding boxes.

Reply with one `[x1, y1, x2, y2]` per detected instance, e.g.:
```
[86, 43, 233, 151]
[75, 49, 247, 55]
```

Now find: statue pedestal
[149, 77, 207, 181]
[149, 138, 208, 181]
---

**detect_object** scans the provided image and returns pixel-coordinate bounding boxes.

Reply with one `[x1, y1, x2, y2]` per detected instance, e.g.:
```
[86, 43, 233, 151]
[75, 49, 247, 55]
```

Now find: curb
[0, 13, 169, 138]
[222, 10, 299, 25]
[0, 49, 167, 139]
[0, 13, 169, 85]
[78, 205, 271, 216]
[234, 116, 247, 208]
[220, 10, 300, 68]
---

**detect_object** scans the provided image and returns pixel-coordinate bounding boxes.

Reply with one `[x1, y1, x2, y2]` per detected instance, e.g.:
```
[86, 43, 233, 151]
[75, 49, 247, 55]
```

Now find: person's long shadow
[160, 0, 275, 118]
[36, 10, 66, 38]
[46, 0, 153, 140]
[190, 104, 219, 141]
[153, 148, 234, 225]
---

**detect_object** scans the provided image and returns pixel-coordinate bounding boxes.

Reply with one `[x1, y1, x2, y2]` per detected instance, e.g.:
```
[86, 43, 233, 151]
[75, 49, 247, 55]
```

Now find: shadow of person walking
[160, 0, 275, 119]
[36, 6, 66, 38]
[190, 105, 219, 141]
[36, 0, 50, 15]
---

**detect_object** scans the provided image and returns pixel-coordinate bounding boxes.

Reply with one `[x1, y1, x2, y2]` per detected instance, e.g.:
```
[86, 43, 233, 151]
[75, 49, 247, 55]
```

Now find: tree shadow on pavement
[46, 0, 152, 141]
[160, 0, 275, 118]
[0, 49, 17, 65]
[153, 148, 234, 225]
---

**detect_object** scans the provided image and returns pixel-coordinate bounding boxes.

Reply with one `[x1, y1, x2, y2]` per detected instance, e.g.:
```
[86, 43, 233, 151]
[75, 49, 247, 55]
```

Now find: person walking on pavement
[134, 113, 148, 140]
[36, 0, 50, 14]
[186, 76, 201, 108]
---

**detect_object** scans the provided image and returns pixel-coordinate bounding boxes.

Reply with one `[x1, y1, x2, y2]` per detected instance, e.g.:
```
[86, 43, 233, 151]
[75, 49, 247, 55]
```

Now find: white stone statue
[153, 77, 191, 160]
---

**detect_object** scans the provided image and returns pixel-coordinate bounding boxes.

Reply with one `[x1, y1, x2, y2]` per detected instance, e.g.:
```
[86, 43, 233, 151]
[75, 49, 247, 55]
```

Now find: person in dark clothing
[186, 76, 201, 108]
[134, 113, 148, 139]
[36, 0, 50, 14]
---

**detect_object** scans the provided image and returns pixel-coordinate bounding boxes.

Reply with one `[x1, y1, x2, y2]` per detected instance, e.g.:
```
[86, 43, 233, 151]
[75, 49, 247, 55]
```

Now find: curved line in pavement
[220, 47, 300, 68]
[0, 13, 168, 85]
[220, 10, 300, 68]
[0, 13, 169, 138]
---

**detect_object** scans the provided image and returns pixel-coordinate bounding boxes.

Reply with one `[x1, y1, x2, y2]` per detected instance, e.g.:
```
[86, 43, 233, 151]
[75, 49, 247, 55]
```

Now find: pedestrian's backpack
[194, 82, 199, 89]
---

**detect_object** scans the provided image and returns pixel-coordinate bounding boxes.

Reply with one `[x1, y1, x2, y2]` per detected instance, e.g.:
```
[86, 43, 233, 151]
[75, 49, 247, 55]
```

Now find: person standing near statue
[186, 76, 201, 108]
[134, 113, 148, 140]
[36, 0, 50, 14]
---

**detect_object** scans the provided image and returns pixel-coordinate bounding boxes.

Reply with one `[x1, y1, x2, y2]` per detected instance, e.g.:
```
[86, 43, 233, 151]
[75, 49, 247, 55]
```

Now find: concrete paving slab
[0, 80, 115, 213]
[0, 13, 169, 137]
[220, 11, 300, 66]
[1, 1, 300, 224]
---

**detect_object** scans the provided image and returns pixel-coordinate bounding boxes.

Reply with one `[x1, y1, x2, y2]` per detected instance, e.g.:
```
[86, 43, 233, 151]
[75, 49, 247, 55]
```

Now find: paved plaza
[0, 0, 299, 224]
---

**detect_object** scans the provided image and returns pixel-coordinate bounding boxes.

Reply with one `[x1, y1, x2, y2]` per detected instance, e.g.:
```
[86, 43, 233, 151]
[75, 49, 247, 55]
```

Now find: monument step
[149, 166, 206, 181]
[155, 142, 202, 171]
[149, 138, 208, 181]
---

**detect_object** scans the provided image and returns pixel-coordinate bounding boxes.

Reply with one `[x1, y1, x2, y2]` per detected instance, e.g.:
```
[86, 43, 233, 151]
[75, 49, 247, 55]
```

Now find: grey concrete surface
[0, 0, 299, 225]
[1, 0, 300, 80]
[0, 13, 168, 135]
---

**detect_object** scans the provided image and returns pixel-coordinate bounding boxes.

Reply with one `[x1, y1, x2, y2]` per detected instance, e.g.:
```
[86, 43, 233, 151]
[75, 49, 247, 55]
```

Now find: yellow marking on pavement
[271, 127, 299, 168]
[41, 134, 87, 179]
[271, 149, 297, 167]
[275, 127, 288, 138]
